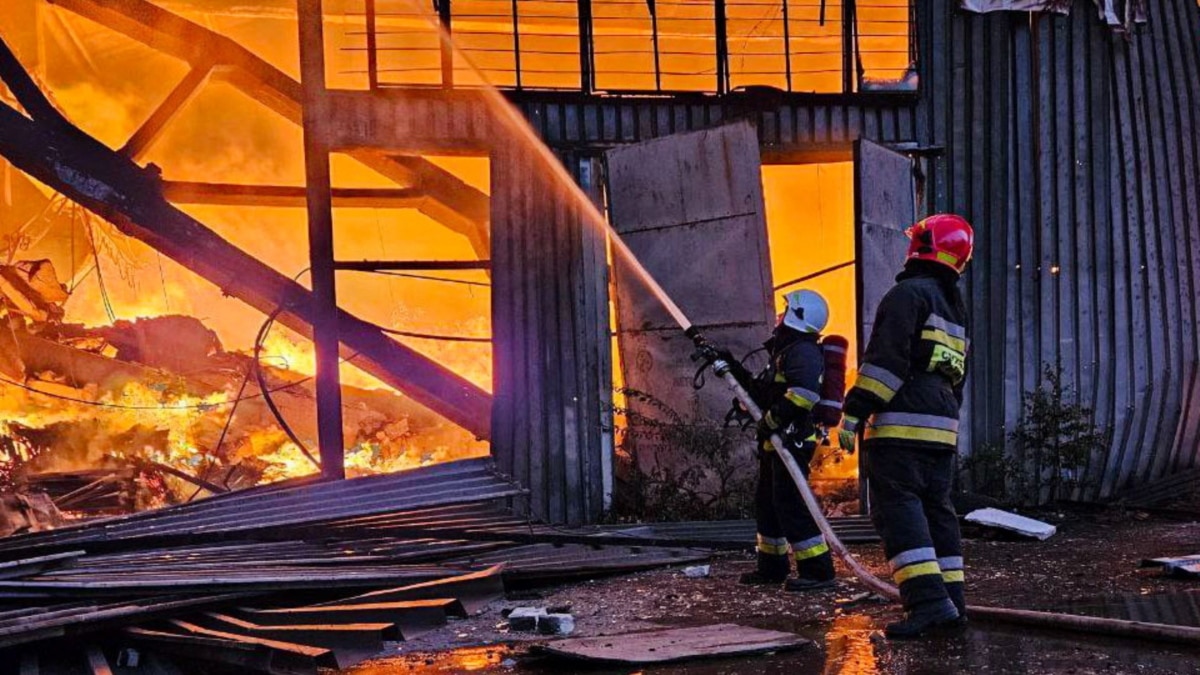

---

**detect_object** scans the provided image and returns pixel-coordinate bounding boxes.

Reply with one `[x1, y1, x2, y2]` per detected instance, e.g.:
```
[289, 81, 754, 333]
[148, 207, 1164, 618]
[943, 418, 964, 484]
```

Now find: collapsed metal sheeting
[0, 459, 717, 670]
[960, 0, 1148, 30]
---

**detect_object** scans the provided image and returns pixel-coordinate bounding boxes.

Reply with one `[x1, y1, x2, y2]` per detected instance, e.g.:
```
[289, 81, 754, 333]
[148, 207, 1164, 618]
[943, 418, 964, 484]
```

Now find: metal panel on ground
[605, 121, 774, 473]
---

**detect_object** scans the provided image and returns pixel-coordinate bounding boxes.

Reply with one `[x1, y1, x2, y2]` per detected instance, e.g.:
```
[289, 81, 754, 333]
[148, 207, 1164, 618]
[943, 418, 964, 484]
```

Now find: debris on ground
[506, 607, 546, 632]
[0, 459, 711, 671]
[536, 623, 810, 665]
[1141, 554, 1200, 579]
[683, 564, 711, 578]
[964, 507, 1057, 540]
[536, 613, 576, 636]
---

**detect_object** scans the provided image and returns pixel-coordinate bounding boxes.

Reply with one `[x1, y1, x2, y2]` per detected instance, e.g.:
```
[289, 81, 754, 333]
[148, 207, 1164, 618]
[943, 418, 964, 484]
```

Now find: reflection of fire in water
[346, 646, 509, 674]
[822, 614, 880, 675]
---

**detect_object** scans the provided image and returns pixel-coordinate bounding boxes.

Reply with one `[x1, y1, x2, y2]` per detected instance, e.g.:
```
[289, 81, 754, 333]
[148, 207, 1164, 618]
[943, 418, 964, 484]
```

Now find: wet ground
[343, 510, 1200, 674]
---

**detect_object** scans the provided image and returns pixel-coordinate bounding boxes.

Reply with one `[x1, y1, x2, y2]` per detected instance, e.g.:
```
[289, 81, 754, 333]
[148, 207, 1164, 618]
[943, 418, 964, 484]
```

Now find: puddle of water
[341, 605, 1200, 675]
[345, 645, 515, 674]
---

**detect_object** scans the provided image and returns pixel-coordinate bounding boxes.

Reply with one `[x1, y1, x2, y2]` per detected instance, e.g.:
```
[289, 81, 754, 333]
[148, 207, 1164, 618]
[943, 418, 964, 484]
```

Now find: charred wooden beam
[0, 38, 65, 127]
[160, 182, 425, 209]
[0, 99, 492, 439]
[46, 0, 491, 258]
[297, 0, 347, 479]
[120, 63, 214, 160]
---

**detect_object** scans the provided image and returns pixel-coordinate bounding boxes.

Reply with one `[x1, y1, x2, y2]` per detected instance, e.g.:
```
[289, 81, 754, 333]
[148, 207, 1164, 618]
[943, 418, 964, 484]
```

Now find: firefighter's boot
[783, 576, 835, 592]
[884, 598, 960, 639]
[945, 580, 968, 624]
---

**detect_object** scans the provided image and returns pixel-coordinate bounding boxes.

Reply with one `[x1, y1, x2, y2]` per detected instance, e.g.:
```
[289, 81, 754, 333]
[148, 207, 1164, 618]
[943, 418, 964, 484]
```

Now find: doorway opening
[762, 162, 860, 511]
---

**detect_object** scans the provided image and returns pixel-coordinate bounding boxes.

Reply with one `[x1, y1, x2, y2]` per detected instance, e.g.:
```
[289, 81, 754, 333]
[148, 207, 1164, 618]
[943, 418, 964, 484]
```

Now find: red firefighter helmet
[905, 214, 974, 274]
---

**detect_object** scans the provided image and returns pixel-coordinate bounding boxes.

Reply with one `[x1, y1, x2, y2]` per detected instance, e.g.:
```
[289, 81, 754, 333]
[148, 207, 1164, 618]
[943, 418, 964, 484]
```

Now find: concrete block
[508, 606, 547, 632]
[538, 613, 576, 636]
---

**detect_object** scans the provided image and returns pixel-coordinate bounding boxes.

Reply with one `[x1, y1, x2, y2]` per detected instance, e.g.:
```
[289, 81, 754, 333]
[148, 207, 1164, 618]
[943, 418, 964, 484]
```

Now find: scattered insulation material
[537, 623, 811, 665]
[964, 508, 1057, 540]
[0, 459, 713, 672]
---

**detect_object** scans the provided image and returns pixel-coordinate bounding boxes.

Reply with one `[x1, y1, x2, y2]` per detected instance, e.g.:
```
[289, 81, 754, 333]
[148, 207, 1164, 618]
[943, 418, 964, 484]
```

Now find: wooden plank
[123, 626, 318, 675]
[197, 613, 386, 656]
[160, 182, 424, 209]
[538, 623, 810, 665]
[234, 600, 448, 640]
[120, 63, 213, 160]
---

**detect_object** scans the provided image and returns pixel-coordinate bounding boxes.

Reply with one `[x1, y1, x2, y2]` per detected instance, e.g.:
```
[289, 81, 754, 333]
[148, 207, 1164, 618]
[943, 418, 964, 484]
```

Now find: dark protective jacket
[844, 261, 970, 450]
[759, 327, 825, 442]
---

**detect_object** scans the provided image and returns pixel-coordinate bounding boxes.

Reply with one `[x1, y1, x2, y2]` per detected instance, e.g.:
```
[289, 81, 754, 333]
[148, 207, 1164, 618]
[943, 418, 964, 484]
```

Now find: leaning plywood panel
[606, 121, 774, 475]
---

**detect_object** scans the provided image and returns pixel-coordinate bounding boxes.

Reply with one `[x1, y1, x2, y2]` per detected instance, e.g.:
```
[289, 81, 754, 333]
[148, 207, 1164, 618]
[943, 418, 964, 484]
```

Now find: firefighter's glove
[838, 416, 861, 455]
[755, 411, 784, 452]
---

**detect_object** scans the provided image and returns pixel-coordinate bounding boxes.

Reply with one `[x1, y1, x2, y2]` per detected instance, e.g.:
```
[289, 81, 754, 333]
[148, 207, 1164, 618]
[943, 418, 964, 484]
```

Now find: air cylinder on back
[815, 335, 848, 427]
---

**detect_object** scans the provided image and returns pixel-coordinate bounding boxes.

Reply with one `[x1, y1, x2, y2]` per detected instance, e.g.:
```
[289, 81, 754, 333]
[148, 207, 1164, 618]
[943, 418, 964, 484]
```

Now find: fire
[0, 1, 497, 508]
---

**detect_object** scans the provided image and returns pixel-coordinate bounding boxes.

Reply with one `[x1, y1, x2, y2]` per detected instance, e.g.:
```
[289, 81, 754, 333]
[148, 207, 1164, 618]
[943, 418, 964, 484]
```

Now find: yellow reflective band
[865, 425, 958, 446]
[774, 372, 787, 383]
[943, 570, 965, 583]
[763, 411, 781, 430]
[894, 560, 943, 584]
[921, 328, 968, 354]
[936, 251, 960, 267]
[758, 542, 790, 556]
[794, 542, 830, 561]
[784, 390, 816, 410]
[855, 375, 898, 403]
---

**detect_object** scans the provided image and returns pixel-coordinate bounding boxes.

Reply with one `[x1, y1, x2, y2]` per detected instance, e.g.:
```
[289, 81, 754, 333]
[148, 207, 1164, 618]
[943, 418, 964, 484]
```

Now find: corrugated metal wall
[920, 0, 1200, 498]
[516, 92, 919, 151]
[500, 0, 1200, 512]
[490, 142, 612, 526]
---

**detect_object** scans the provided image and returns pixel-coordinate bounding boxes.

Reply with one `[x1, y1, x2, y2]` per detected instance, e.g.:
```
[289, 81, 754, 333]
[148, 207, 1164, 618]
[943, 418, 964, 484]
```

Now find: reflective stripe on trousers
[865, 412, 959, 446]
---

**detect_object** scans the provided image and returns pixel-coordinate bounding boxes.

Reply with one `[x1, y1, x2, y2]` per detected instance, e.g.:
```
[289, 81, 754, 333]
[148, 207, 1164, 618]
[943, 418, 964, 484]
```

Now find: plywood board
[539, 623, 810, 665]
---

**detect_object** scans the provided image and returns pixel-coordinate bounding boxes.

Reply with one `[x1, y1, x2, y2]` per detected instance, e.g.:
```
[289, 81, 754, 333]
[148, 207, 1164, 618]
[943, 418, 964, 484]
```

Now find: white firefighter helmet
[781, 289, 829, 334]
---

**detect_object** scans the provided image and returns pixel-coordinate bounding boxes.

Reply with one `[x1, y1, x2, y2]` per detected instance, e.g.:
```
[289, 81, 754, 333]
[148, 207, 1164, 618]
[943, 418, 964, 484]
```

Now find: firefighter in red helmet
[837, 213, 974, 638]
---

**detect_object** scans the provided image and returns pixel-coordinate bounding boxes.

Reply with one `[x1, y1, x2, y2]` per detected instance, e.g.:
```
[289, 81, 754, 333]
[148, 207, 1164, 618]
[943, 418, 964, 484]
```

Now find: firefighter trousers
[754, 442, 836, 581]
[863, 443, 965, 616]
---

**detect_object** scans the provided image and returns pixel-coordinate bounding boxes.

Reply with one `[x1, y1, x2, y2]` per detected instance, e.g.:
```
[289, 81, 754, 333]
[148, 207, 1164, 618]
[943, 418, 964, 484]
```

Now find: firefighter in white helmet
[739, 289, 844, 592]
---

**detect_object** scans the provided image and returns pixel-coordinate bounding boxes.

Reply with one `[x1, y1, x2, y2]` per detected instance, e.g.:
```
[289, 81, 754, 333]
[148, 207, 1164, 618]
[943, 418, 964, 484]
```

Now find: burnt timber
[0, 44, 492, 440]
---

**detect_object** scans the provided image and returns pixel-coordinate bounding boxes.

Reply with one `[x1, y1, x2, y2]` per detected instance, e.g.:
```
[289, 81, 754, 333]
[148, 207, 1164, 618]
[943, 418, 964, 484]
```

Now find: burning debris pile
[0, 258, 479, 515]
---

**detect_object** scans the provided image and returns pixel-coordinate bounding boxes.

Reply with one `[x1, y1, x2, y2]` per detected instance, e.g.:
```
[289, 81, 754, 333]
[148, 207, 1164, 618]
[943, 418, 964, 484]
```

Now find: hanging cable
[376, 325, 491, 343]
[253, 305, 320, 470]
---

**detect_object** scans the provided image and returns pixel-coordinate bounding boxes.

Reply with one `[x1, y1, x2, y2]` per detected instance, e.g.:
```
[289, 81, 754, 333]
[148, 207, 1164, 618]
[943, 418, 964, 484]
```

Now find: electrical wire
[376, 325, 491, 343]
[369, 270, 490, 288]
[253, 305, 320, 470]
